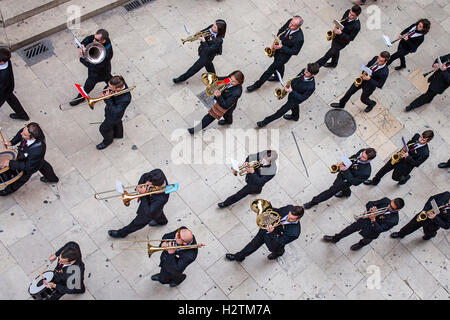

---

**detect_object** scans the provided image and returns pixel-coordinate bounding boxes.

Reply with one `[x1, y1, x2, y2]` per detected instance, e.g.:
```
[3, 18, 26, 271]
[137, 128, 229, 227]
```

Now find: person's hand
[213, 90, 221, 97]
[48, 254, 57, 262]
[4, 140, 12, 147]
[245, 166, 255, 174]
[0, 159, 9, 168]
[163, 241, 176, 254]
[339, 163, 348, 171]
[199, 36, 206, 42]
[274, 43, 283, 49]
[369, 206, 377, 213]
[284, 86, 293, 93]
[334, 28, 342, 35]
[369, 213, 377, 222]
[401, 151, 409, 158]
[266, 224, 275, 233]
[428, 210, 437, 219]
[136, 185, 147, 194]
[432, 63, 439, 69]
[397, 34, 403, 40]
[441, 64, 447, 71]
[43, 281, 56, 289]
[362, 73, 370, 81]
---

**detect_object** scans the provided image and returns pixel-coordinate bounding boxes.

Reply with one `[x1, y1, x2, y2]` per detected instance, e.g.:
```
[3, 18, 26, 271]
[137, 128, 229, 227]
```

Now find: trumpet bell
[391, 153, 401, 165]
[265, 47, 275, 57]
[354, 77, 363, 87]
[330, 164, 339, 173]
[326, 30, 334, 41]
[416, 211, 428, 222]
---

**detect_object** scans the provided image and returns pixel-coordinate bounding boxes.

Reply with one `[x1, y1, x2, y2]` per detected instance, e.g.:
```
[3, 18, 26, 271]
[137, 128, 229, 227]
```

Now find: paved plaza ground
[0, 0, 449, 300]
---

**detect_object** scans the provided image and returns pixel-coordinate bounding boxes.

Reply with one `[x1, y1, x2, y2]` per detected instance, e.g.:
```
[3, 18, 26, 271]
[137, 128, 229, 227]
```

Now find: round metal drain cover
[324, 109, 356, 137]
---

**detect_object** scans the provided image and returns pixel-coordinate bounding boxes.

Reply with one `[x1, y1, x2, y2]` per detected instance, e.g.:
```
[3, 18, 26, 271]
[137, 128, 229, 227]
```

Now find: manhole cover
[196, 91, 214, 110]
[324, 109, 356, 137]
[18, 39, 54, 66]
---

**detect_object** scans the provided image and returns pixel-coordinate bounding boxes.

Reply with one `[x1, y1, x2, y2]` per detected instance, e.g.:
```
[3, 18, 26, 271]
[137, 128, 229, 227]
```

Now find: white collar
[209, 28, 217, 37]
[373, 64, 386, 71]
[26, 139, 36, 146]
[0, 62, 8, 70]
[287, 28, 300, 35]
[347, 17, 359, 22]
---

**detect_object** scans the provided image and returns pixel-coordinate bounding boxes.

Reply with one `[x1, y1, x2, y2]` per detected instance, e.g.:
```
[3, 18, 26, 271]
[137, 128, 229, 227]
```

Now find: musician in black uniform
[96, 75, 131, 150]
[256, 63, 319, 127]
[218, 150, 277, 208]
[173, 19, 226, 83]
[406, 53, 449, 111]
[151, 227, 198, 287]
[303, 148, 376, 209]
[386, 19, 430, 71]
[225, 205, 303, 261]
[0, 123, 59, 196]
[331, 51, 390, 113]
[315, 6, 361, 68]
[0, 48, 30, 120]
[108, 169, 170, 238]
[391, 191, 449, 240]
[45, 241, 85, 300]
[323, 197, 404, 250]
[188, 70, 243, 134]
[364, 130, 433, 186]
[246, 16, 304, 92]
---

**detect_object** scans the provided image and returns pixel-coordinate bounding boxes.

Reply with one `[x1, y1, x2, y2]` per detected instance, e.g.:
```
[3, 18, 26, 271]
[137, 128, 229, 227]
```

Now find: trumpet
[326, 18, 347, 41]
[416, 204, 449, 222]
[181, 30, 211, 44]
[111, 239, 205, 258]
[265, 29, 287, 58]
[353, 206, 390, 220]
[250, 199, 281, 230]
[354, 71, 368, 87]
[201, 72, 230, 96]
[232, 160, 261, 176]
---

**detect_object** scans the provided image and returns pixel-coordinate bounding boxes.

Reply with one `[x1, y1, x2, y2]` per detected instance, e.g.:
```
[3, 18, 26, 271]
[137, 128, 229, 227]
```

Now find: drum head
[28, 271, 54, 295]
[0, 149, 17, 174]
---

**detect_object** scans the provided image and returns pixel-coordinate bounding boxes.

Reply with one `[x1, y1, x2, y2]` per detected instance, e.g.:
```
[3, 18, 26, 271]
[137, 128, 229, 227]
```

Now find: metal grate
[18, 39, 54, 66]
[324, 109, 356, 137]
[196, 91, 215, 110]
[24, 42, 49, 59]
[124, 0, 152, 12]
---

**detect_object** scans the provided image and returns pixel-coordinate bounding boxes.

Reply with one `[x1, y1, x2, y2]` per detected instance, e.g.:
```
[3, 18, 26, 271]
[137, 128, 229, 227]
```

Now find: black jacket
[8, 128, 46, 175]
[103, 83, 131, 125]
[0, 60, 15, 97]
[428, 53, 450, 94]
[215, 75, 242, 111]
[398, 23, 425, 53]
[338, 149, 372, 186]
[358, 198, 399, 239]
[53, 242, 85, 295]
[245, 151, 276, 191]
[288, 68, 315, 105]
[362, 56, 389, 92]
[80, 35, 113, 76]
[263, 205, 301, 252]
[198, 25, 223, 60]
[333, 10, 360, 48]
[274, 19, 304, 63]
[420, 191, 450, 230]
[159, 227, 198, 275]
[136, 169, 170, 219]
[393, 133, 429, 177]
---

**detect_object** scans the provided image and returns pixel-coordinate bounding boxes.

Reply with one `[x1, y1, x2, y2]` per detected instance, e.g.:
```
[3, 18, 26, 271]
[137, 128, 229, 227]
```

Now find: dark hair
[230, 70, 244, 85]
[27, 122, 45, 141]
[109, 75, 125, 88]
[393, 198, 405, 210]
[422, 129, 434, 141]
[215, 19, 227, 38]
[417, 19, 430, 34]
[293, 15, 304, 27]
[264, 150, 278, 162]
[365, 148, 377, 160]
[291, 206, 304, 218]
[0, 48, 11, 62]
[61, 247, 80, 262]
[307, 62, 320, 75]
[380, 51, 391, 61]
[351, 5, 362, 15]
[96, 29, 110, 41]
[149, 171, 165, 186]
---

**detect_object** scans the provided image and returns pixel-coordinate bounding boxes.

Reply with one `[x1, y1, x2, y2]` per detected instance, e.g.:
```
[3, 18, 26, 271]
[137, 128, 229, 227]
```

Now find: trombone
[111, 239, 205, 258]
[353, 206, 390, 220]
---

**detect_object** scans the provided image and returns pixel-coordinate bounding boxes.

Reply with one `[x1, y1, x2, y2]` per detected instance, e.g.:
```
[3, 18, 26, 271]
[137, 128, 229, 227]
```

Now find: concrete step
[2, 0, 138, 51]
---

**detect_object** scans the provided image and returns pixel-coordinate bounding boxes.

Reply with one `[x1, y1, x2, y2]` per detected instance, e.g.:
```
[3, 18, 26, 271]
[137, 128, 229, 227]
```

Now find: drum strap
[208, 103, 228, 120]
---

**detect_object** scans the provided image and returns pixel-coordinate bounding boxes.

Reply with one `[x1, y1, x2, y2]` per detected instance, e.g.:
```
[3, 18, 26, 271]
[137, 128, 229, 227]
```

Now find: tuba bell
[250, 199, 281, 230]
[83, 42, 107, 65]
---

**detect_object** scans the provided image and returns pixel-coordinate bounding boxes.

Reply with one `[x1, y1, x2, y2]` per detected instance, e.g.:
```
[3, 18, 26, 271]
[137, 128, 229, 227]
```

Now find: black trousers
[253, 57, 286, 88]
[386, 46, 410, 68]
[408, 87, 438, 110]
[333, 221, 373, 246]
[223, 184, 261, 206]
[99, 121, 123, 145]
[157, 269, 187, 285]
[261, 99, 299, 126]
[372, 160, 409, 184]
[117, 211, 168, 237]
[339, 83, 376, 108]
[310, 175, 351, 206]
[398, 215, 439, 238]
[177, 55, 215, 82]
[316, 41, 345, 67]
[47, 290, 65, 300]
[0, 92, 28, 116]
[234, 229, 284, 261]
[192, 105, 236, 132]
[84, 72, 112, 94]
[0, 160, 59, 195]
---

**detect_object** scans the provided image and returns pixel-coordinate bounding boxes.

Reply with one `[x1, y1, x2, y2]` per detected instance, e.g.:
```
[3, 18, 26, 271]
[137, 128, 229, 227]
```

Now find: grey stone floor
[0, 0, 449, 300]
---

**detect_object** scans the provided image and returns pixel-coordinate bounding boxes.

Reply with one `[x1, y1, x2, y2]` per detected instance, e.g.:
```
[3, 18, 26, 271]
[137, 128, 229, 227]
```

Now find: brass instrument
[85, 86, 136, 110]
[250, 199, 281, 230]
[201, 72, 230, 96]
[326, 18, 347, 41]
[330, 156, 356, 173]
[265, 29, 288, 58]
[274, 79, 292, 100]
[353, 206, 390, 220]
[181, 30, 211, 44]
[354, 71, 368, 87]
[416, 204, 449, 222]
[82, 42, 107, 65]
[390, 142, 415, 165]
[232, 160, 261, 176]
[111, 239, 205, 258]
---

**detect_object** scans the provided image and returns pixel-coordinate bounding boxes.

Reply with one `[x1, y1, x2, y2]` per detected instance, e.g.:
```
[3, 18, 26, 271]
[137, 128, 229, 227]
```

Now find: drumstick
[0, 127, 7, 146]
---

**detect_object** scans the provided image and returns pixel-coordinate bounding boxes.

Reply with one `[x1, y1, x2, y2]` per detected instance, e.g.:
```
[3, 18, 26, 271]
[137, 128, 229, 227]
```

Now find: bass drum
[0, 149, 24, 190]
[28, 271, 55, 300]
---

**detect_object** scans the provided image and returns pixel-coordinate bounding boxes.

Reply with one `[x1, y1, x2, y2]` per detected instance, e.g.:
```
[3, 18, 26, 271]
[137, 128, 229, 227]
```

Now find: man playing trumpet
[323, 197, 404, 250]
[364, 130, 433, 186]
[331, 51, 390, 113]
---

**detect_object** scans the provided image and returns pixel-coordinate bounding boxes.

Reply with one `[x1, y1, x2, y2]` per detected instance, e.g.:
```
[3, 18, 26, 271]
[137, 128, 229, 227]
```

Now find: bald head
[290, 16, 303, 30]
[179, 228, 193, 244]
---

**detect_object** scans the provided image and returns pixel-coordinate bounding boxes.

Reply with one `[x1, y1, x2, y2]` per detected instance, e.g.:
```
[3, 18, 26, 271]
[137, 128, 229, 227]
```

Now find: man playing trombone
[323, 197, 404, 250]
[108, 169, 170, 238]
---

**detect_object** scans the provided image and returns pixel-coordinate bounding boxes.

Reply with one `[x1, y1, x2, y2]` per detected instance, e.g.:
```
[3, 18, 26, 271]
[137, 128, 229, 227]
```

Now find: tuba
[83, 42, 107, 64]
[201, 72, 230, 96]
[232, 161, 261, 176]
[181, 30, 211, 44]
[250, 199, 281, 230]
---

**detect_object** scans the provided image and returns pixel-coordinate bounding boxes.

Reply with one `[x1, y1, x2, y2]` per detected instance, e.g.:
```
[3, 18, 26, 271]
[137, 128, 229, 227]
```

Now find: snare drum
[28, 270, 55, 300]
[0, 149, 24, 190]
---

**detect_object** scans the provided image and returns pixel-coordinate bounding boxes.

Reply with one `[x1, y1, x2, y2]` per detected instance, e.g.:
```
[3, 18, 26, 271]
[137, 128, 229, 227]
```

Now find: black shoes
[438, 162, 450, 169]
[398, 175, 410, 185]
[217, 202, 227, 208]
[394, 65, 405, 71]
[225, 253, 242, 261]
[187, 128, 194, 135]
[303, 202, 315, 209]
[108, 230, 126, 238]
[69, 95, 84, 106]
[405, 105, 413, 112]
[422, 235, 433, 240]
[256, 121, 266, 128]
[283, 114, 297, 121]
[323, 62, 337, 68]
[350, 243, 363, 251]
[363, 179, 378, 186]
[330, 103, 344, 109]
[334, 191, 344, 198]
[267, 253, 280, 260]
[172, 77, 182, 84]
[365, 104, 376, 113]
[9, 113, 30, 120]
[390, 232, 404, 239]
[267, 75, 278, 82]
[96, 142, 109, 150]
[323, 235, 338, 243]
[218, 120, 231, 126]
[246, 84, 259, 92]
[148, 220, 159, 226]
[151, 274, 160, 281]
[40, 177, 59, 183]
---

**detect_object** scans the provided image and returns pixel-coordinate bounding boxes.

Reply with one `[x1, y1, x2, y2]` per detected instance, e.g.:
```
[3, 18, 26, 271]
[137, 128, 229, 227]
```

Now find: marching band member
[391, 191, 449, 240]
[256, 63, 319, 127]
[386, 19, 430, 71]
[188, 70, 243, 134]
[323, 197, 404, 250]
[303, 148, 376, 209]
[315, 5, 361, 69]
[108, 169, 170, 238]
[0, 48, 30, 120]
[246, 16, 304, 92]
[96, 75, 131, 150]
[331, 51, 390, 113]
[218, 150, 277, 208]
[364, 130, 433, 186]
[405, 53, 449, 111]
[225, 205, 303, 261]
[0, 123, 59, 196]
[151, 227, 198, 287]
[173, 19, 227, 83]
[70, 29, 113, 106]
[45, 241, 85, 300]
